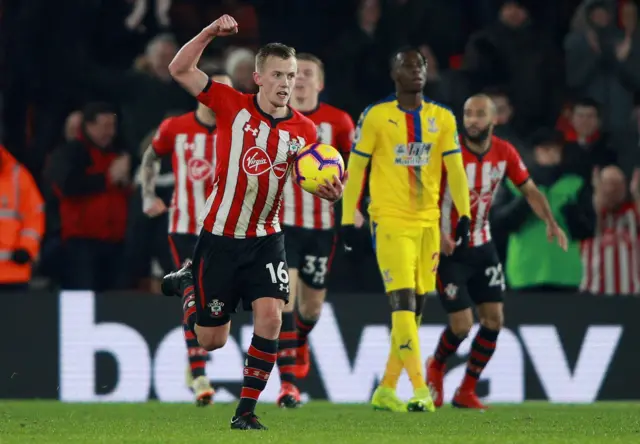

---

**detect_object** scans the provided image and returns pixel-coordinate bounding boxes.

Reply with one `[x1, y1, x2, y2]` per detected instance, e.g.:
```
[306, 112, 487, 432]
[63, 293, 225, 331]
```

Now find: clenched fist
[203, 15, 238, 38]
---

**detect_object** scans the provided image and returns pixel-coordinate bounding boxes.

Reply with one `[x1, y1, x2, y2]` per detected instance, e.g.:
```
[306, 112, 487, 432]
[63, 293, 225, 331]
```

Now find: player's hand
[340, 224, 359, 253]
[203, 15, 238, 37]
[441, 233, 455, 256]
[454, 215, 470, 250]
[143, 195, 167, 217]
[316, 172, 349, 203]
[547, 223, 568, 252]
[354, 208, 365, 228]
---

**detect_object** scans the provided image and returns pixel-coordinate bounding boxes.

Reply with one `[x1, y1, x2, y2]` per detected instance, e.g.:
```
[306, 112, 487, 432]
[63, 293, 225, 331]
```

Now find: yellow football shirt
[343, 96, 465, 226]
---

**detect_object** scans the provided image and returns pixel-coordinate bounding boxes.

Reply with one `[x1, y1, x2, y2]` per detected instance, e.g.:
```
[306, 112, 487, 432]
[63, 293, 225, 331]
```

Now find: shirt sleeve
[506, 142, 530, 186]
[439, 110, 462, 157]
[350, 106, 377, 158]
[151, 118, 175, 156]
[196, 78, 244, 115]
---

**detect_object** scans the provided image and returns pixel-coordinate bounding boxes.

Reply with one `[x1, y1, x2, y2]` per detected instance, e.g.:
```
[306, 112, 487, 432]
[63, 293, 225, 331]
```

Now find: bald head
[601, 165, 625, 183]
[464, 94, 497, 115]
[462, 94, 497, 145]
[600, 165, 627, 209]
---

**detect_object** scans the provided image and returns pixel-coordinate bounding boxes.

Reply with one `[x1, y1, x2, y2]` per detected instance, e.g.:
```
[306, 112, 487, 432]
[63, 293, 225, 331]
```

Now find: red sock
[461, 326, 499, 391]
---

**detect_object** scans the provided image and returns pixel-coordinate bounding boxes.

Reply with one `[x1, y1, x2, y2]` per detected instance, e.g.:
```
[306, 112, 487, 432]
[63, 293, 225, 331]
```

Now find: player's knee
[197, 331, 228, 351]
[299, 287, 325, 319]
[388, 289, 416, 311]
[480, 313, 503, 331]
[253, 299, 283, 338]
[449, 310, 473, 337]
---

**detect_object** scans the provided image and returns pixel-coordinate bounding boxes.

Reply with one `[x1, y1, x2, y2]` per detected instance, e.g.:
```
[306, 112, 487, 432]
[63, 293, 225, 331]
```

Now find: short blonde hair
[296, 53, 324, 82]
[255, 43, 296, 72]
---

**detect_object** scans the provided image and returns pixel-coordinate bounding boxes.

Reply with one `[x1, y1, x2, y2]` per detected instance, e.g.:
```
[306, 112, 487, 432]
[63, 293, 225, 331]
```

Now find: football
[292, 143, 345, 194]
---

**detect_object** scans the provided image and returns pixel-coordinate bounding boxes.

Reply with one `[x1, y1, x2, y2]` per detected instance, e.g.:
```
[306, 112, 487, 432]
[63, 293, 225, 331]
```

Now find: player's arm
[341, 108, 376, 226]
[141, 119, 173, 217]
[507, 144, 568, 251]
[336, 111, 356, 165]
[441, 118, 470, 217]
[168, 15, 238, 96]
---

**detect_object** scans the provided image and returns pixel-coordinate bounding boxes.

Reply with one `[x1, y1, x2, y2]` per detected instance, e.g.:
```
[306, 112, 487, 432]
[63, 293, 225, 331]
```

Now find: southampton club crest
[207, 299, 225, 318]
[287, 138, 302, 157]
[444, 283, 458, 300]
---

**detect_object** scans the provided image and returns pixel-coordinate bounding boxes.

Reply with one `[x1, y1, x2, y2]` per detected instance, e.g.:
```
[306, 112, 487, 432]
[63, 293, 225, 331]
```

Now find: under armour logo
[279, 283, 289, 293]
[399, 340, 412, 351]
[244, 124, 258, 136]
[388, 119, 398, 126]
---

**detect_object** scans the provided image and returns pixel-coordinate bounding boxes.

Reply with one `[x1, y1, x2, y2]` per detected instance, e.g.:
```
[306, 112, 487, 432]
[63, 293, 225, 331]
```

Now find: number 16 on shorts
[266, 261, 290, 294]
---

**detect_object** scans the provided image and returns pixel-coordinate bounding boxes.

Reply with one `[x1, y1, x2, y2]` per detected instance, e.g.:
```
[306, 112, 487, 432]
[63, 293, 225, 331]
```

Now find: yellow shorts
[371, 219, 440, 295]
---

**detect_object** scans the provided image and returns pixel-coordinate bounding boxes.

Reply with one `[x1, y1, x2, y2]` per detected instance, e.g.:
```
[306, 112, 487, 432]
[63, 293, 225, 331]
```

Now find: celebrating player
[426, 94, 568, 410]
[139, 70, 233, 406]
[161, 15, 345, 430]
[341, 47, 471, 413]
[275, 53, 355, 407]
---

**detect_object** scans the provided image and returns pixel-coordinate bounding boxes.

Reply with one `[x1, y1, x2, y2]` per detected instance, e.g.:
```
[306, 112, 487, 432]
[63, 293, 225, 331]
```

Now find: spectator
[565, 0, 640, 133]
[464, 0, 563, 134]
[47, 103, 131, 292]
[84, 34, 194, 159]
[484, 86, 530, 159]
[225, 48, 258, 94]
[0, 144, 44, 292]
[562, 98, 617, 183]
[328, 0, 386, 118]
[492, 129, 593, 292]
[581, 165, 640, 295]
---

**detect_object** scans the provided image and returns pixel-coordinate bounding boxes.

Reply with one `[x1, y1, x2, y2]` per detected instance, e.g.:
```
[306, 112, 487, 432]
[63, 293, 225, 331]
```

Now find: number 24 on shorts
[265, 261, 289, 284]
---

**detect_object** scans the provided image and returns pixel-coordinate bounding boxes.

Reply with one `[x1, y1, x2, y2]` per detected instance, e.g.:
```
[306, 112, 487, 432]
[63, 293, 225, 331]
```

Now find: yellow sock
[380, 335, 403, 389]
[415, 313, 423, 327]
[392, 311, 427, 391]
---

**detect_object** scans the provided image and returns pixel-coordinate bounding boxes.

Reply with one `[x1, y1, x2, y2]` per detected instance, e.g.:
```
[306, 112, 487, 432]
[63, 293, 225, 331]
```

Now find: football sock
[433, 327, 465, 368]
[277, 312, 297, 384]
[295, 308, 318, 347]
[236, 334, 278, 415]
[183, 324, 207, 379]
[380, 335, 403, 389]
[460, 326, 499, 391]
[181, 284, 197, 335]
[392, 310, 427, 391]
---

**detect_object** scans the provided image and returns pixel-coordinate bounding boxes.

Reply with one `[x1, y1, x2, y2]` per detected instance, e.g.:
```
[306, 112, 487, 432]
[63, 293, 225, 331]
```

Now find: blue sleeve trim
[442, 149, 461, 156]
[351, 148, 372, 158]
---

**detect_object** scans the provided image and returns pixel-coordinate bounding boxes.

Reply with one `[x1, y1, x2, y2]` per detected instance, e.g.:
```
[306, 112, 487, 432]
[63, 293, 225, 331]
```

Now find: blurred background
[1, 0, 640, 297]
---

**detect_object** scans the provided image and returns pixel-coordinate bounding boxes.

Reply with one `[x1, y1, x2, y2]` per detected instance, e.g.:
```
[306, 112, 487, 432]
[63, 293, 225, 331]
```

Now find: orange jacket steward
[0, 145, 45, 284]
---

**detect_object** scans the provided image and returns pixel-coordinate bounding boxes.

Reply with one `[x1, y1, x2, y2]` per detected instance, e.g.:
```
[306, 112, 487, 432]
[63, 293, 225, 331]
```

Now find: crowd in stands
[1, 0, 640, 296]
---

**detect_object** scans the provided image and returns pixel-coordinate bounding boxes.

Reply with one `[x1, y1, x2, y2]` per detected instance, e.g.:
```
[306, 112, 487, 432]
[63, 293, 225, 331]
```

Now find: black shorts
[192, 230, 289, 327]
[283, 226, 336, 290]
[436, 242, 505, 314]
[167, 233, 198, 268]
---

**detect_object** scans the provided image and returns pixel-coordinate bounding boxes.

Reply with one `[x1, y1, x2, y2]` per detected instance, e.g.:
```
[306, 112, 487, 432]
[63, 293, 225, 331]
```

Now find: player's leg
[161, 231, 233, 352]
[276, 227, 301, 407]
[293, 229, 336, 379]
[168, 233, 213, 406]
[453, 252, 505, 409]
[231, 233, 289, 430]
[370, 221, 420, 413]
[426, 254, 474, 408]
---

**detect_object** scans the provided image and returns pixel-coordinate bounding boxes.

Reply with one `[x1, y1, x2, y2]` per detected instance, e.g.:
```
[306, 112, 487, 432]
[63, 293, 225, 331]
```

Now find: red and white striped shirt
[281, 103, 354, 230]
[580, 202, 640, 295]
[152, 111, 217, 235]
[196, 80, 317, 238]
[440, 136, 530, 247]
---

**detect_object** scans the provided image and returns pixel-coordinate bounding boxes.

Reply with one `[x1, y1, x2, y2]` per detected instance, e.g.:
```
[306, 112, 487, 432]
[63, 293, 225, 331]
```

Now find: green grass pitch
[1, 401, 639, 443]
